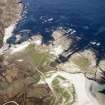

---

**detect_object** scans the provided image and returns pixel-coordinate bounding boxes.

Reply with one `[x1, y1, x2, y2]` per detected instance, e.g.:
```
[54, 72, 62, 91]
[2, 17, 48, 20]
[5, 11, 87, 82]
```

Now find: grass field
[25, 44, 50, 65]
[51, 76, 75, 105]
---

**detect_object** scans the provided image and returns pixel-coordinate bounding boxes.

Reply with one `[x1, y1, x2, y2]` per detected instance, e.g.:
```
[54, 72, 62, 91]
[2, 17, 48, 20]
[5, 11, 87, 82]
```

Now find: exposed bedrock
[0, 0, 22, 47]
[51, 30, 105, 84]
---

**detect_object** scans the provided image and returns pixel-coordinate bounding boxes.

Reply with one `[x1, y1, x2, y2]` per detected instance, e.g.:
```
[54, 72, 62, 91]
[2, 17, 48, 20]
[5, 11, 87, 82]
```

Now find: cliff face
[0, 0, 22, 47]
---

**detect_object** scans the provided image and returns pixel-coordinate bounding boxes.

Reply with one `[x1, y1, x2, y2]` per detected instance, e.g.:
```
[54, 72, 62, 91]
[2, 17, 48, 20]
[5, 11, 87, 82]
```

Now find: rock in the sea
[49, 30, 72, 57]
[52, 30, 72, 50]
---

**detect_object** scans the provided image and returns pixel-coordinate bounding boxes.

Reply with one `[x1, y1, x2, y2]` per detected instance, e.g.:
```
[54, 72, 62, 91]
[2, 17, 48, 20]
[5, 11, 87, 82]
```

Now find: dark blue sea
[8, 0, 105, 63]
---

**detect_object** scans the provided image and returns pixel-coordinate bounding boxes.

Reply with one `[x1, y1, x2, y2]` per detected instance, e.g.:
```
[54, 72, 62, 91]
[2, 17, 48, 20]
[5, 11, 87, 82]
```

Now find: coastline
[1, 0, 23, 51]
[0, 1, 105, 105]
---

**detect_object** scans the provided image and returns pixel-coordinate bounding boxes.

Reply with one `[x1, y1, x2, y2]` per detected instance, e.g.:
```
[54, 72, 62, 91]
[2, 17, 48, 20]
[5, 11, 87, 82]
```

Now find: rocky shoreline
[0, 0, 105, 105]
[48, 29, 105, 85]
[0, 28, 105, 105]
[0, 0, 22, 48]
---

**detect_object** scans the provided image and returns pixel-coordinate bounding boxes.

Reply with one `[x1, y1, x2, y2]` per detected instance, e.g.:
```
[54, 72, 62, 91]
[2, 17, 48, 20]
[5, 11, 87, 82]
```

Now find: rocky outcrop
[50, 30, 105, 84]
[0, 0, 22, 47]
[0, 0, 22, 27]
[95, 60, 105, 84]
[0, 22, 4, 48]
[49, 30, 72, 58]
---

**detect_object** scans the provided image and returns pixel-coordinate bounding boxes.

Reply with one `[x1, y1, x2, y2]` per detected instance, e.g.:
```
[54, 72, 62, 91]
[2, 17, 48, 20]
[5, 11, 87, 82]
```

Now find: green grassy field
[51, 76, 75, 105]
[25, 44, 50, 65]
